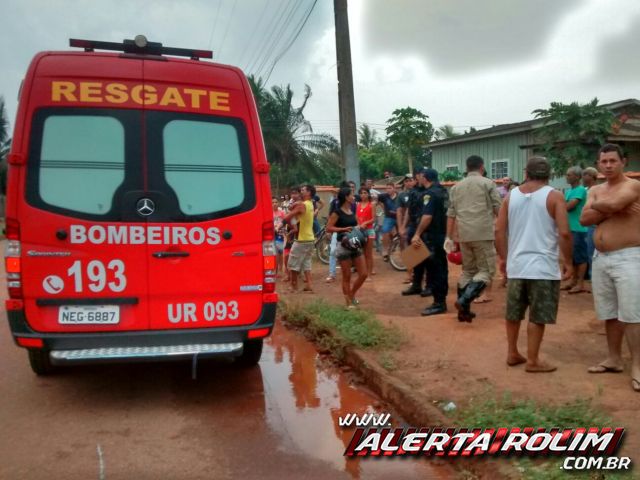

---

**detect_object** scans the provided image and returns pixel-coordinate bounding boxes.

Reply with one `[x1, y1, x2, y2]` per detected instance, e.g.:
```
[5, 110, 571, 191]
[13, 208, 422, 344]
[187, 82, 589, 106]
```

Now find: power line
[252, 0, 305, 78]
[245, 0, 293, 74]
[207, 0, 223, 51]
[263, 0, 319, 84]
[238, 0, 272, 67]
[217, 0, 239, 61]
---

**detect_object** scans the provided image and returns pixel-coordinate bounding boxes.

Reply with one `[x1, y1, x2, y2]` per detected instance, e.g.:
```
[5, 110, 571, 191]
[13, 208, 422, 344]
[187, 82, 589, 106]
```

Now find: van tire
[28, 349, 54, 375]
[235, 340, 263, 367]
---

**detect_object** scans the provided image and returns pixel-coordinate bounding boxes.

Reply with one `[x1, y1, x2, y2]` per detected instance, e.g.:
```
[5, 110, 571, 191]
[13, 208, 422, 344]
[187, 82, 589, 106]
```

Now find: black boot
[456, 283, 485, 322]
[421, 302, 447, 316]
[402, 285, 422, 296]
[456, 287, 469, 322]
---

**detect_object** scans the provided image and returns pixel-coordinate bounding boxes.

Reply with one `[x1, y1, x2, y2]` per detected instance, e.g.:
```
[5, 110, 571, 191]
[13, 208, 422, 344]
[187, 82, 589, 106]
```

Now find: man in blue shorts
[376, 181, 399, 261]
[563, 166, 589, 294]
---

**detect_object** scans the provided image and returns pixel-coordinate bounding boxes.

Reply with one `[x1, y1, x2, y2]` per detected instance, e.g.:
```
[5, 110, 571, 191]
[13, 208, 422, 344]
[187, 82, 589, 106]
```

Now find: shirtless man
[580, 143, 640, 392]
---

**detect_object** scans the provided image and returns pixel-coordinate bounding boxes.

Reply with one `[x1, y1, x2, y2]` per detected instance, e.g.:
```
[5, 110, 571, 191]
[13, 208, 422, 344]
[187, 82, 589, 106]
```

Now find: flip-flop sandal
[560, 284, 576, 291]
[473, 297, 492, 304]
[568, 288, 587, 294]
[632, 378, 640, 392]
[525, 364, 557, 373]
[588, 364, 623, 374]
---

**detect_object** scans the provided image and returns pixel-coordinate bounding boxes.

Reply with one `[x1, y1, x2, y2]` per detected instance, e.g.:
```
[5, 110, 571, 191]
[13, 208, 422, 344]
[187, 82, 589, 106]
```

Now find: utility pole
[334, 0, 359, 185]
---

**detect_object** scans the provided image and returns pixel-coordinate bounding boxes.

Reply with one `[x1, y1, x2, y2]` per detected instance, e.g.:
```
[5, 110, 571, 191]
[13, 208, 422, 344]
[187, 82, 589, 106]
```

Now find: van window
[163, 120, 244, 216]
[27, 109, 254, 222]
[39, 115, 125, 214]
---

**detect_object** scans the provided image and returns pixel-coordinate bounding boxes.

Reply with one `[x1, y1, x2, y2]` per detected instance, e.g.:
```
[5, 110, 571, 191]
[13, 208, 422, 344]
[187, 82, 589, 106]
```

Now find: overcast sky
[2, 0, 640, 140]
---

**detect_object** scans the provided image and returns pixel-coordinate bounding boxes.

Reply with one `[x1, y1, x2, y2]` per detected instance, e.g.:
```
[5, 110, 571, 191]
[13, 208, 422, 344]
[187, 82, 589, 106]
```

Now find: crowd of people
[275, 143, 640, 391]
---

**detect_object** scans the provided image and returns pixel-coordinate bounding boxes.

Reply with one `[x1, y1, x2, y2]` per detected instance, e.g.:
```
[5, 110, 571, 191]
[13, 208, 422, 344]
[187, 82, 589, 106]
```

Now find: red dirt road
[284, 257, 640, 458]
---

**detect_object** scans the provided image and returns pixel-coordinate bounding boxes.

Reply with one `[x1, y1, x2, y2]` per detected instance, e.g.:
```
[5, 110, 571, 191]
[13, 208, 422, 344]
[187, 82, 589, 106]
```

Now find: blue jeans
[329, 232, 338, 277]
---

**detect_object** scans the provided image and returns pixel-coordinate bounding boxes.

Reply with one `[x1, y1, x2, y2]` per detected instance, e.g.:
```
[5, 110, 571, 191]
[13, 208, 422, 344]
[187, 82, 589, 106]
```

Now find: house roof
[428, 98, 640, 148]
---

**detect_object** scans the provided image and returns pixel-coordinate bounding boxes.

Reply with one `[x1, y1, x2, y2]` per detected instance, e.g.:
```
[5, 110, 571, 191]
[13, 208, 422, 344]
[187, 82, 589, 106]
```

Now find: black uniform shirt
[420, 183, 448, 240]
[408, 185, 428, 226]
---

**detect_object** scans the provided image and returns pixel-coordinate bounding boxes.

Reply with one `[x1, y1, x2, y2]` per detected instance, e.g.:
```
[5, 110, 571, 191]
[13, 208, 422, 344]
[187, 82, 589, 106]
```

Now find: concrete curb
[342, 347, 448, 426]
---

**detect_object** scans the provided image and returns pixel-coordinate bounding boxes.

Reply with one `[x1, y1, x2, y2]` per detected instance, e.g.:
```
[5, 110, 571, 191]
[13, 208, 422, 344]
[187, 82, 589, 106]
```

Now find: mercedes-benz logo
[136, 198, 155, 216]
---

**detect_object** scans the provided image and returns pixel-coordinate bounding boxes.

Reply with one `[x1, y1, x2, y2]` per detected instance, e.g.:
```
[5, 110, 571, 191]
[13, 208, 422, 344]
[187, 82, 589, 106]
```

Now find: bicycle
[315, 224, 331, 265]
[387, 232, 407, 271]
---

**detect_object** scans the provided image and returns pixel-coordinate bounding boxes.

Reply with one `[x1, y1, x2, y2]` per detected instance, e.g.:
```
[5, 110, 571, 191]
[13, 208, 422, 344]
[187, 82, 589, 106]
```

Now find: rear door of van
[20, 55, 150, 333]
[142, 61, 267, 331]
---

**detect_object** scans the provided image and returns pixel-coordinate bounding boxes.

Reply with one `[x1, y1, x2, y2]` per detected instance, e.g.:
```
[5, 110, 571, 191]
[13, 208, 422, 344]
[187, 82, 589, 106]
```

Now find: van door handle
[152, 251, 190, 258]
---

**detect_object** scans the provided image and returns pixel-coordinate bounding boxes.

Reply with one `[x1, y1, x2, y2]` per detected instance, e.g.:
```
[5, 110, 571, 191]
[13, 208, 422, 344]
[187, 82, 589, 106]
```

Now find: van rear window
[163, 120, 244, 216]
[39, 115, 125, 215]
[27, 108, 255, 222]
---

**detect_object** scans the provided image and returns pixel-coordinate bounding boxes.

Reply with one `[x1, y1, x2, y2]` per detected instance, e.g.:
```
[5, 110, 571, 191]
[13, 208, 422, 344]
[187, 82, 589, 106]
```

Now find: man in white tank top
[495, 157, 573, 373]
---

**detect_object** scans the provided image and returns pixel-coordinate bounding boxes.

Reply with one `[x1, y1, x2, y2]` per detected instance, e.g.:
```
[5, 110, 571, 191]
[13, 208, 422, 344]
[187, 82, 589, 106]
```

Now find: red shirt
[356, 202, 373, 227]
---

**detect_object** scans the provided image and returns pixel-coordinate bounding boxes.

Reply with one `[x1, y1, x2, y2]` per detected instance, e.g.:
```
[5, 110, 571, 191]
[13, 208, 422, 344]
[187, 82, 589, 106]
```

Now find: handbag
[341, 227, 367, 251]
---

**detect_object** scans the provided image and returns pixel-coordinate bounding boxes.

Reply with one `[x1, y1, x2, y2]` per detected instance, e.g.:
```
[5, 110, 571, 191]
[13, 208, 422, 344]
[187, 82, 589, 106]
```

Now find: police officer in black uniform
[401, 169, 429, 296]
[410, 168, 449, 315]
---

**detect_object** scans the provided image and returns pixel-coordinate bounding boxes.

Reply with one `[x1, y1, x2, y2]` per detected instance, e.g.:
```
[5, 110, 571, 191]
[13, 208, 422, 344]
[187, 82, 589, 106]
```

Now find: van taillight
[5, 218, 20, 240]
[262, 221, 274, 241]
[5, 239, 23, 299]
[262, 220, 276, 294]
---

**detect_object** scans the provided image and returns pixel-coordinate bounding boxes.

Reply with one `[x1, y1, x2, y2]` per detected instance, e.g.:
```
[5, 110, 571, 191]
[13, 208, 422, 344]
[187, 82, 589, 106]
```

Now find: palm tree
[357, 123, 378, 150]
[0, 97, 11, 195]
[434, 124, 460, 141]
[247, 76, 339, 185]
[0, 97, 9, 151]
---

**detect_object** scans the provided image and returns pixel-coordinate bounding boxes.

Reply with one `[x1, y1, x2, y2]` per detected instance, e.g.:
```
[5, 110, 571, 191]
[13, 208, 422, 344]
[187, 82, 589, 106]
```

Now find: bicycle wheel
[315, 233, 331, 264]
[389, 238, 407, 271]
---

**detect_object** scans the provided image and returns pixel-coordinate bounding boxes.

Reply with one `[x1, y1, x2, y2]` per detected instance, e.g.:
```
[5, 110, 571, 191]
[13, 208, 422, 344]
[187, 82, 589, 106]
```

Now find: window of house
[491, 160, 509, 179]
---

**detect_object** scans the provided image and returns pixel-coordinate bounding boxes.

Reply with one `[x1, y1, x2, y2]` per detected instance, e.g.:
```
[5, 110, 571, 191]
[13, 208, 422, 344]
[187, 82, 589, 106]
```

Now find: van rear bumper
[7, 303, 276, 364]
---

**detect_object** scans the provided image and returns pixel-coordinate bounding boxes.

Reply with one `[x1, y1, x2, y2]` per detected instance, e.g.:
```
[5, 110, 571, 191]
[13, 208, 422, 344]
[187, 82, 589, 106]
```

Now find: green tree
[358, 142, 405, 180]
[434, 124, 460, 141]
[439, 168, 463, 182]
[532, 98, 616, 175]
[385, 107, 433, 173]
[0, 96, 11, 195]
[357, 123, 379, 150]
[247, 76, 340, 189]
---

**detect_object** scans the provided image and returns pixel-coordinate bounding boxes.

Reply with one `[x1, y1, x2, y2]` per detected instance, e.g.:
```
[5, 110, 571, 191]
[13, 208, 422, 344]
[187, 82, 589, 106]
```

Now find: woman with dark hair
[326, 186, 368, 307]
[357, 187, 376, 278]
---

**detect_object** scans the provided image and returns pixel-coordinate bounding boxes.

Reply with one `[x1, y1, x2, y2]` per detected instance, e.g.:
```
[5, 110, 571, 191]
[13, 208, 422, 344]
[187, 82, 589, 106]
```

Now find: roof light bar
[69, 36, 213, 60]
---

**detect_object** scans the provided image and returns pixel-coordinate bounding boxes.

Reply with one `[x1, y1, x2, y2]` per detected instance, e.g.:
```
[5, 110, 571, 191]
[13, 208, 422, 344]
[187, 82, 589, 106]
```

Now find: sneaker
[325, 276, 335, 283]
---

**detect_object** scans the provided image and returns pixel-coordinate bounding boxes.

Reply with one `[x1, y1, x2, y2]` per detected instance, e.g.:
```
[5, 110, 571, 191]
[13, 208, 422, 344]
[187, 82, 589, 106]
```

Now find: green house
[429, 99, 640, 184]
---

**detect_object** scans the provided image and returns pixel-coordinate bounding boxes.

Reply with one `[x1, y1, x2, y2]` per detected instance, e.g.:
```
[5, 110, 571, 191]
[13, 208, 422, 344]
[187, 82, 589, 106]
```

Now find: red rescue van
[4, 36, 278, 374]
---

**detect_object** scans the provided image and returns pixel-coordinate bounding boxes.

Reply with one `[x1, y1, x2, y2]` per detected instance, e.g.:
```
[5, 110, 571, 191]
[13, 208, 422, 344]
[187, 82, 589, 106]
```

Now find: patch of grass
[455, 392, 634, 480]
[279, 299, 403, 359]
[378, 352, 397, 371]
[455, 391, 610, 428]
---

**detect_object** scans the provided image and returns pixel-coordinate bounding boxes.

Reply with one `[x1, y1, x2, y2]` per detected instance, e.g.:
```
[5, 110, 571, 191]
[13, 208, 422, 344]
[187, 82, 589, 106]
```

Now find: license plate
[58, 305, 120, 325]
